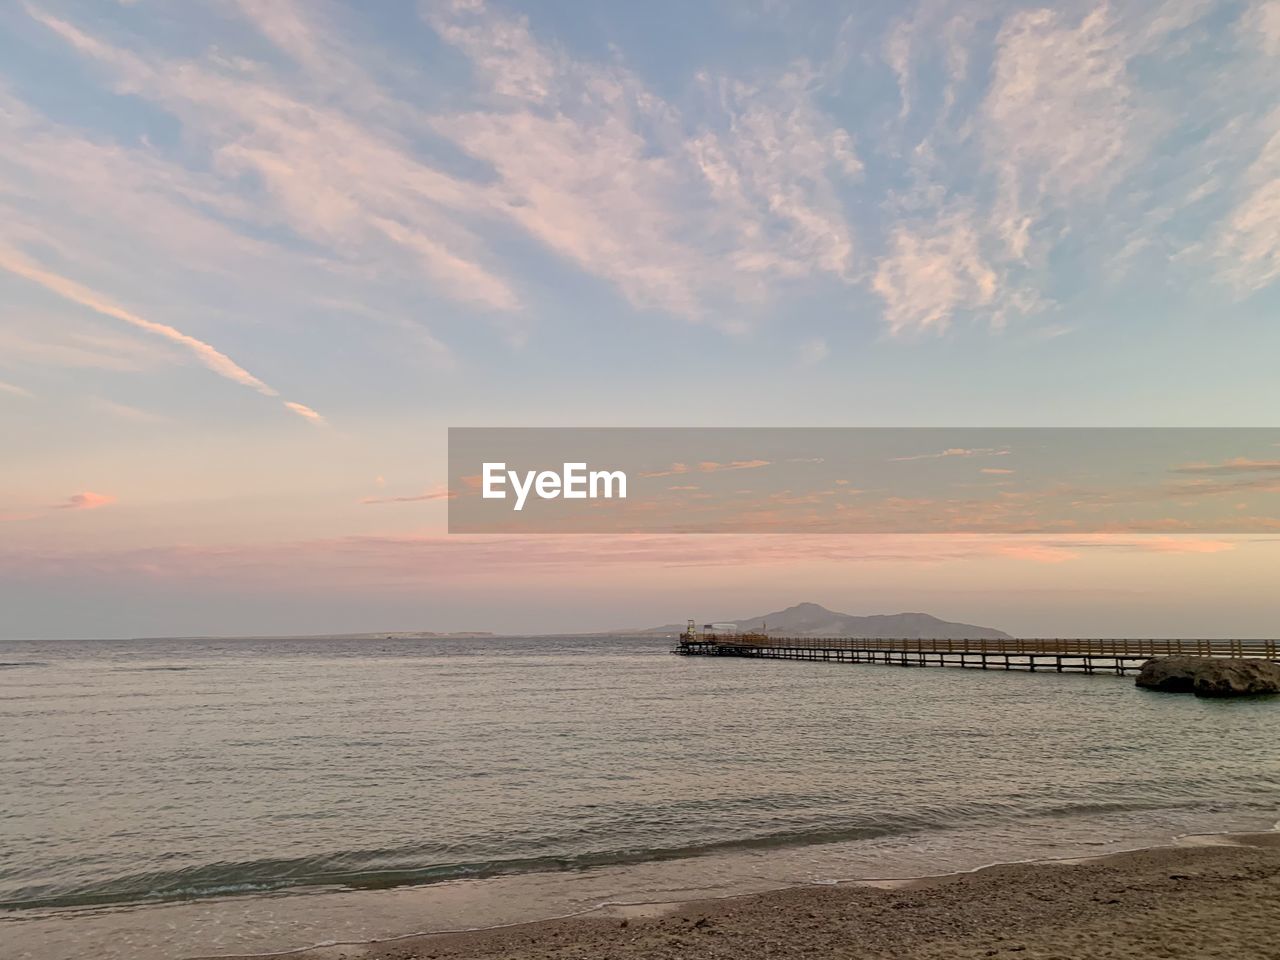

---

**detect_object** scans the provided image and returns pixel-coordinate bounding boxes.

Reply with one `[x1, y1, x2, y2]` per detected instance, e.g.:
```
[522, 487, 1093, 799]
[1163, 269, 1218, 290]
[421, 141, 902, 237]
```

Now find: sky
[2, 0, 1279, 639]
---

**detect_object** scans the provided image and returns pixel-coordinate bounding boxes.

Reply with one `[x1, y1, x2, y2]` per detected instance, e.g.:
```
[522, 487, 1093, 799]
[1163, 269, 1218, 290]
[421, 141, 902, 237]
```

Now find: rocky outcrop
[1136, 656, 1280, 698]
[1135, 656, 1202, 693]
[1191, 658, 1280, 698]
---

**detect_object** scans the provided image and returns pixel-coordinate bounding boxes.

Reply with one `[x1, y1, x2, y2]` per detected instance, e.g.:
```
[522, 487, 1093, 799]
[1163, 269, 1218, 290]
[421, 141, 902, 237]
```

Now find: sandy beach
[246, 833, 1280, 960]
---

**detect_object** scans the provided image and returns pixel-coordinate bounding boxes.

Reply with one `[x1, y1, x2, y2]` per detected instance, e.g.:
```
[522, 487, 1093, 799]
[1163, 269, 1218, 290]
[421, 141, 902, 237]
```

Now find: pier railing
[677, 634, 1278, 659]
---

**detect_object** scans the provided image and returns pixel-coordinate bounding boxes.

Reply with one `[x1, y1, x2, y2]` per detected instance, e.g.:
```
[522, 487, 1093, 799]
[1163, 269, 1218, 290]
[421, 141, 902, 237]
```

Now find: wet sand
[243, 832, 1280, 960]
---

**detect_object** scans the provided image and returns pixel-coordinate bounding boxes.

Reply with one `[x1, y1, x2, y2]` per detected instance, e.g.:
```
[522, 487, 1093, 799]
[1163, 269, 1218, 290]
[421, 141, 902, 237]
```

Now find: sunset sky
[3, 0, 1279, 639]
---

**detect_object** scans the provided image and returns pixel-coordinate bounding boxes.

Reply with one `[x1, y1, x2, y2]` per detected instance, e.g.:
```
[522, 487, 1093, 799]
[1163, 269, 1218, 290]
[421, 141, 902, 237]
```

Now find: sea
[2, 634, 1278, 960]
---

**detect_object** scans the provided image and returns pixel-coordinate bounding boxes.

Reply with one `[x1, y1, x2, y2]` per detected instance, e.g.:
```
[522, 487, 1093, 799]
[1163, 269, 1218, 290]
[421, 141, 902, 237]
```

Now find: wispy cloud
[89, 398, 168, 423]
[641, 463, 694, 479]
[1202, 3, 1280, 295]
[698, 459, 771, 472]
[872, 209, 998, 335]
[872, 0, 1277, 333]
[361, 484, 454, 505]
[0, 380, 33, 399]
[891, 447, 1011, 462]
[683, 67, 861, 281]
[1212, 106, 1280, 295]
[0, 246, 271, 391]
[641, 459, 773, 478]
[982, 7, 1144, 261]
[1253, 0, 1280, 55]
[424, 0, 862, 326]
[26, 4, 520, 314]
[282, 401, 326, 426]
[1174, 457, 1280, 474]
[15, 0, 875, 352]
[11, 0, 1278, 357]
[0, 322, 176, 372]
[0, 245, 322, 423]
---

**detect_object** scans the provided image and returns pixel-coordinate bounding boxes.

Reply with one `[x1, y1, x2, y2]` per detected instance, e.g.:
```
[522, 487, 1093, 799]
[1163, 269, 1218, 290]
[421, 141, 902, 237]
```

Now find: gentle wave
[1, 829, 905, 910]
[0, 796, 1228, 912]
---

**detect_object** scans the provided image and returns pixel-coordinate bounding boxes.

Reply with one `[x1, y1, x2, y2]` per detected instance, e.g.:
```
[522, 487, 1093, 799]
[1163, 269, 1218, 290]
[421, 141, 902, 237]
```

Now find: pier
[674, 630, 1279, 676]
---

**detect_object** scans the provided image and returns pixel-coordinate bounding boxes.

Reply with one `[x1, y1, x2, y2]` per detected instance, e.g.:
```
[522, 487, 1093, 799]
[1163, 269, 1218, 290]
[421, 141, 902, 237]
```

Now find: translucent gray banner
[447, 428, 1280, 533]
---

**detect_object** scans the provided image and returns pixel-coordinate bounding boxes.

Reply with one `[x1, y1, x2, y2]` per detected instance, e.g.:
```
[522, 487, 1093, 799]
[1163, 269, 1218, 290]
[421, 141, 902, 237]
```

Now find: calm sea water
[2, 634, 1278, 960]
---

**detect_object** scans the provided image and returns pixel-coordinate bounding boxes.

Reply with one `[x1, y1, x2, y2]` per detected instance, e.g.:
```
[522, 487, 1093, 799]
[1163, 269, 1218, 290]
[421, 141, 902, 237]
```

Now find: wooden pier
[674, 632, 1280, 676]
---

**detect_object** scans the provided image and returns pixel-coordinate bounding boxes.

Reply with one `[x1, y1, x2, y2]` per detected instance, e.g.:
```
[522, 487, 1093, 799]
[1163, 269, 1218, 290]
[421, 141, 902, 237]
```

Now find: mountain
[645, 602, 1011, 640]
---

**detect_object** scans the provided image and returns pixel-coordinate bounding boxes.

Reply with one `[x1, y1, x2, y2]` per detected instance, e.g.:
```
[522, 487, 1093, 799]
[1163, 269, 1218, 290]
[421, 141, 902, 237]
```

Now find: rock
[1136, 656, 1280, 697]
[1135, 656, 1201, 692]
[1191, 658, 1280, 698]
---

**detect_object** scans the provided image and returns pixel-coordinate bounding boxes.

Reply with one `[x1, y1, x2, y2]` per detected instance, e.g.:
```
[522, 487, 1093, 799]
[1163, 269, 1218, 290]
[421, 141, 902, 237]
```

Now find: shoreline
[223, 828, 1280, 960]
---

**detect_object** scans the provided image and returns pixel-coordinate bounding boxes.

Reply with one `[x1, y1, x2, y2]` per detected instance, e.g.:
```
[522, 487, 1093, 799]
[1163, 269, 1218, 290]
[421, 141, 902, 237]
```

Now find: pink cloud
[0, 511, 41, 523]
[283, 401, 326, 425]
[361, 484, 453, 504]
[891, 447, 1010, 462]
[643, 459, 772, 479]
[0, 533, 1249, 590]
[641, 463, 691, 479]
[54, 491, 116, 511]
[993, 543, 1079, 563]
[697, 459, 771, 472]
[1141, 538, 1237, 554]
[1174, 457, 1280, 474]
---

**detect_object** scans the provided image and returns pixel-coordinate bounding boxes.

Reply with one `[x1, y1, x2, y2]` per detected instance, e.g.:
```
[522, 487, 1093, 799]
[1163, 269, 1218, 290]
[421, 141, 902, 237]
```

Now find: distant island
[373, 631, 496, 639]
[640, 602, 1011, 640]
